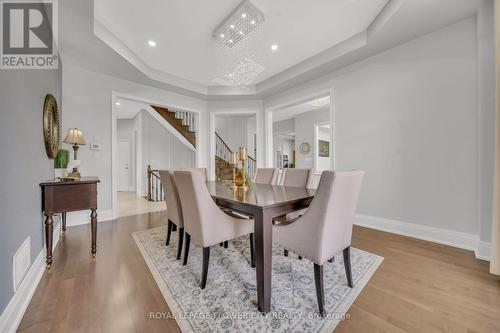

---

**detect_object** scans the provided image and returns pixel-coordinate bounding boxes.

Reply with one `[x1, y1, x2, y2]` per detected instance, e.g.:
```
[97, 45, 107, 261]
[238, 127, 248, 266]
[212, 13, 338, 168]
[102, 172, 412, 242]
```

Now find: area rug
[133, 226, 383, 333]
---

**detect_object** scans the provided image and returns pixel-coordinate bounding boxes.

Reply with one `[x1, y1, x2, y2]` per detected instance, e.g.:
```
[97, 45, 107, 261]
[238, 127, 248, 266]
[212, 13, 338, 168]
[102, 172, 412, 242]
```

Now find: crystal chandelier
[212, 1, 265, 87]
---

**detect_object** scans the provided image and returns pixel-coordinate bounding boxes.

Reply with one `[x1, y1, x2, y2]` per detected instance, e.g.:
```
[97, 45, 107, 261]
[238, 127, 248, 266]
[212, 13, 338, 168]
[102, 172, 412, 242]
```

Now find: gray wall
[334, 18, 478, 234]
[0, 64, 62, 312]
[294, 108, 330, 169]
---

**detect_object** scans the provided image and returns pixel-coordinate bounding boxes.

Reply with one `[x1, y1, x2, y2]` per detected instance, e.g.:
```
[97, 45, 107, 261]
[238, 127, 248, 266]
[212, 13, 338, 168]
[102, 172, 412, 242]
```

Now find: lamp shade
[63, 128, 86, 145]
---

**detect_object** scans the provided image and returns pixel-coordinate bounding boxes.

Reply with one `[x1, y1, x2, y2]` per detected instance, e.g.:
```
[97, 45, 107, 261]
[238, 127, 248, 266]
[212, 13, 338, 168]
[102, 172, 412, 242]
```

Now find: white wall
[215, 115, 256, 156]
[62, 65, 207, 214]
[139, 111, 196, 194]
[294, 108, 331, 169]
[117, 119, 135, 190]
[207, 100, 264, 180]
[265, 18, 484, 239]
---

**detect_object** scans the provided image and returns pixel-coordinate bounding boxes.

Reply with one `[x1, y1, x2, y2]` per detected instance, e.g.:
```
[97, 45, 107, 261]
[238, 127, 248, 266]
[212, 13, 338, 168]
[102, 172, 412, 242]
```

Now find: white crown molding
[355, 214, 491, 262]
[93, 0, 399, 98]
[93, 19, 209, 95]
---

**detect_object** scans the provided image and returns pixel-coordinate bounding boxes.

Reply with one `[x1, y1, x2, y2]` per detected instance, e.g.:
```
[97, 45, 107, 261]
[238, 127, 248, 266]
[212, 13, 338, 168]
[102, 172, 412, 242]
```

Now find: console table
[40, 177, 100, 269]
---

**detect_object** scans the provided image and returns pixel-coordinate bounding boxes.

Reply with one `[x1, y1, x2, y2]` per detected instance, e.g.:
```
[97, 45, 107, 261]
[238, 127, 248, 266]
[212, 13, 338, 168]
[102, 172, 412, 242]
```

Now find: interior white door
[117, 140, 130, 191]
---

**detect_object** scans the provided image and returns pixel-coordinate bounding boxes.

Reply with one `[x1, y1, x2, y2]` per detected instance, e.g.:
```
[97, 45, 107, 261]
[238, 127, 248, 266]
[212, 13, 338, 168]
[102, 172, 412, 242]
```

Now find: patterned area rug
[133, 227, 383, 333]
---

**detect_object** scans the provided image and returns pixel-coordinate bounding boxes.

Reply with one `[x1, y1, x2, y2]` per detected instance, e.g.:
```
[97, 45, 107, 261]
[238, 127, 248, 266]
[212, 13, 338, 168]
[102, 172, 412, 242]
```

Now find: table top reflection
[206, 181, 316, 208]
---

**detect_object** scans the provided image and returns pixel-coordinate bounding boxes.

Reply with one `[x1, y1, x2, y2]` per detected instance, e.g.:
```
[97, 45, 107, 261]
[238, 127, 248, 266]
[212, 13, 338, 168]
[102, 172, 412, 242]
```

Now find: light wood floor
[117, 192, 165, 218]
[18, 211, 500, 333]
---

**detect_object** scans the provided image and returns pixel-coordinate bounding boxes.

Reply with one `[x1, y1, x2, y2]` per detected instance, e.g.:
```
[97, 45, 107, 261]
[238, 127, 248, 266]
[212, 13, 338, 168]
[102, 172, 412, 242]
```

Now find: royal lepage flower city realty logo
[1, 0, 58, 69]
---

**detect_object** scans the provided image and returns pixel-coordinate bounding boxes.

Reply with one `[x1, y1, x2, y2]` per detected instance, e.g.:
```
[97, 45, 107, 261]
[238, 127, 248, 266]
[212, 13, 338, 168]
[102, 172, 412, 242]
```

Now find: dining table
[206, 181, 316, 313]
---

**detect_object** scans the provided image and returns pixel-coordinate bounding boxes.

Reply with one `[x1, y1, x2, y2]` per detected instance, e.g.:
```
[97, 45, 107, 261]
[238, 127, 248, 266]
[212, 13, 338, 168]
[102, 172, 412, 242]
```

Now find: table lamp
[63, 128, 86, 179]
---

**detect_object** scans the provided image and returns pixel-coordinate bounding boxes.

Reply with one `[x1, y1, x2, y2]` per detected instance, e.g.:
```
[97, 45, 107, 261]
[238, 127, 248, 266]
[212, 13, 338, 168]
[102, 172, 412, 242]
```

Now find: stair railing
[215, 132, 256, 181]
[147, 165, 165, 202]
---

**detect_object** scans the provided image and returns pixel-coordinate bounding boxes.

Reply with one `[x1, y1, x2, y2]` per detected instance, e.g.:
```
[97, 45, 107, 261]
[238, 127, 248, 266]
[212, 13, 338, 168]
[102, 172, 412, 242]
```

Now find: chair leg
[182, 233, 191, 266]
[249, 233, 255, 268]
[224, 241, 228, 249]
[166, 220, 173, 246]
[298, 255, 303, 260]
[314, 263, 325, 317]
[284, 249, 289, 257]
[172, 224, 177, 232]
[201, 247, 210, 289]
[343, 246, 353, 288]
[219, 242, 223, 247]
[176, 228, 184, 260]
[328, 256, 334, 263]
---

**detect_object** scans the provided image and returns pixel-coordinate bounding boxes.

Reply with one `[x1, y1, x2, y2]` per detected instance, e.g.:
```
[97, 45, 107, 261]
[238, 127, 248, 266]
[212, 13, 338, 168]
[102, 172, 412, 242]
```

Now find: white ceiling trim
[94, 19, 209, 95]
[93, 0, 397, 98]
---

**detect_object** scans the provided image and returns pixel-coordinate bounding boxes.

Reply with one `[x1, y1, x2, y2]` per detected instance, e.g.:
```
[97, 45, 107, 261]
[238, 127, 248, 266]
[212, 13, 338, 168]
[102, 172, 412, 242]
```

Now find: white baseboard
[355, 214, 491, 262]
[475, 241, 492, 261]
[0, 218, 62, 333]
[66, 209, 114, 227]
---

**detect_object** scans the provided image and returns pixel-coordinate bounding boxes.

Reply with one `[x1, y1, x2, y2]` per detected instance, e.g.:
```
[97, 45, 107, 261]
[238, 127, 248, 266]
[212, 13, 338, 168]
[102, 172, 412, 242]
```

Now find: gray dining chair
[253, 168, 279, 185]
[174, 170, 255, 289]
[159, 170, 184, 260]
[273, 170, 364, 316]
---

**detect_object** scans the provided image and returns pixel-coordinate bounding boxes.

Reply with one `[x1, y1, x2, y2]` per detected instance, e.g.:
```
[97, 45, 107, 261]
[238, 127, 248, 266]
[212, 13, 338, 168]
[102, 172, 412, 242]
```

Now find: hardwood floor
[18, 211, 500, 333]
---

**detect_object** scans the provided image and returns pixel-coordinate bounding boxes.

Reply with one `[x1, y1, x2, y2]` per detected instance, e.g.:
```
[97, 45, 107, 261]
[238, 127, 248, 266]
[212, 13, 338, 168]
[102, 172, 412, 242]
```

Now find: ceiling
[115, 98, 149, 119]
[95, 0, 389, 87]
[57, 0, 481, 98]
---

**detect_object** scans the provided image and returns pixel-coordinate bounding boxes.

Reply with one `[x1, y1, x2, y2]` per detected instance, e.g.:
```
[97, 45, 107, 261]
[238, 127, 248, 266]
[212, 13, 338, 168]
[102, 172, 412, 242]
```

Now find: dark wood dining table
[206, 181, 316, 313]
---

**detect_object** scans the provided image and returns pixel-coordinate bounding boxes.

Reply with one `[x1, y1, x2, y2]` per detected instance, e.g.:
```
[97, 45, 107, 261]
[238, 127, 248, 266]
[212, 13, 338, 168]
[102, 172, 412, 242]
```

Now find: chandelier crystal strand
[212, 1, 265, 87]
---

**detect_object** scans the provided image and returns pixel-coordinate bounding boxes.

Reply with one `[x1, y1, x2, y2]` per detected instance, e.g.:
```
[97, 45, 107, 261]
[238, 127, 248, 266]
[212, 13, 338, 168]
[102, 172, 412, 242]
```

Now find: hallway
[117, 192, 166, 218]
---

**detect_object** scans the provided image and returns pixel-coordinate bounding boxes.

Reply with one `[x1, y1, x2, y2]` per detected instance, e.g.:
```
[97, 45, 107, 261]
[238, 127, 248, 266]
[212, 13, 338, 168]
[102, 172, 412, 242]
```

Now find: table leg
[44, 214, 54, 269]
[91, 209, 97, 257]
[254, 208, 273, 313]
[62, 212, 66, 234]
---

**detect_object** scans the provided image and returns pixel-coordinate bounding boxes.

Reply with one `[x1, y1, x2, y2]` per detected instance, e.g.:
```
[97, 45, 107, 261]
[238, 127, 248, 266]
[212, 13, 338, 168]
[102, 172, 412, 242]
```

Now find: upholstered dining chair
[278, 168, 313, 188]
[253, 168, 279, 185]
[159, 170, 184, 260]
[274, 168, 314, 240]
[273, 170, 364, 316]
[174, 170, 255, 289]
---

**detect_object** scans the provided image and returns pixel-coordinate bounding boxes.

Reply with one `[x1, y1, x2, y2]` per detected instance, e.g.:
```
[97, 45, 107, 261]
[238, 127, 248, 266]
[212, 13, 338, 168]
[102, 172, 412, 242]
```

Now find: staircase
[150, 105, 196, 148]
[215, 132, 256, 181]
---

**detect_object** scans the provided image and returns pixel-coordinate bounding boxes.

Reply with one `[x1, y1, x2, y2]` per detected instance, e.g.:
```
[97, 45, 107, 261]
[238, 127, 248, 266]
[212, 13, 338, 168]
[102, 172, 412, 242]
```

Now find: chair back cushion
[279, 168, 313, 188]
[159, 170, 183, 227]
[254, 168, 279, 185]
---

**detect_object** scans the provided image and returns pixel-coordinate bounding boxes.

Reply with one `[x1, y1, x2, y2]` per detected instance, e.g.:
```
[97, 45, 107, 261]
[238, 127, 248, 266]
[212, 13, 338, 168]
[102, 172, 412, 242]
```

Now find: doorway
[117, 139, 131, 191]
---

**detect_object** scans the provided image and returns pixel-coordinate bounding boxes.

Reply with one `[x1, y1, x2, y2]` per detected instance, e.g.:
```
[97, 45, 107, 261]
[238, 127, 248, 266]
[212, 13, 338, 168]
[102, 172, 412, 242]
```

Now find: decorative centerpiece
[230, 151, 239, 189]
[237, 147, 249, 191]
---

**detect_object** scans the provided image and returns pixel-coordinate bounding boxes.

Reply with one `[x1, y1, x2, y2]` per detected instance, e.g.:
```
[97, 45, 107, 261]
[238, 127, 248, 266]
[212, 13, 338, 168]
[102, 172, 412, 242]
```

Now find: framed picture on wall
[318, 140, 329, 157]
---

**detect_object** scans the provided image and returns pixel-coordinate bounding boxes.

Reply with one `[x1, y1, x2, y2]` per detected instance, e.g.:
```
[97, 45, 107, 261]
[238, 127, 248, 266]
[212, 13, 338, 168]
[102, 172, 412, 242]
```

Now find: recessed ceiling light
[228, 39, 233, 43]
[220, 33, 225, 38]
[115, 102, 121, 106]
[148, 40, 156, 47]
[271, 44, 278, 51]
[229, 24, 235, 29]
[241, 13, 247, 18]
[228, 73, 233, 78]
[239, 30, 243, 35]
[250, 20, 256, 25]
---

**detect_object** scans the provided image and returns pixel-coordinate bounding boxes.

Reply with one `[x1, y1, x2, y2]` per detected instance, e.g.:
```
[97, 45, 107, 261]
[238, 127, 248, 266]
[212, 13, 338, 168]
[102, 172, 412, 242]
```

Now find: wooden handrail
[215, 132, 232, 153]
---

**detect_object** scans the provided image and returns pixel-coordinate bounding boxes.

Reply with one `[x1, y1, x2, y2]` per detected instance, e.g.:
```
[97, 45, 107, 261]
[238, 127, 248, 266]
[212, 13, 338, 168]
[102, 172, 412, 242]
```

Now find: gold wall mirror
[43, 94, 60, 159]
